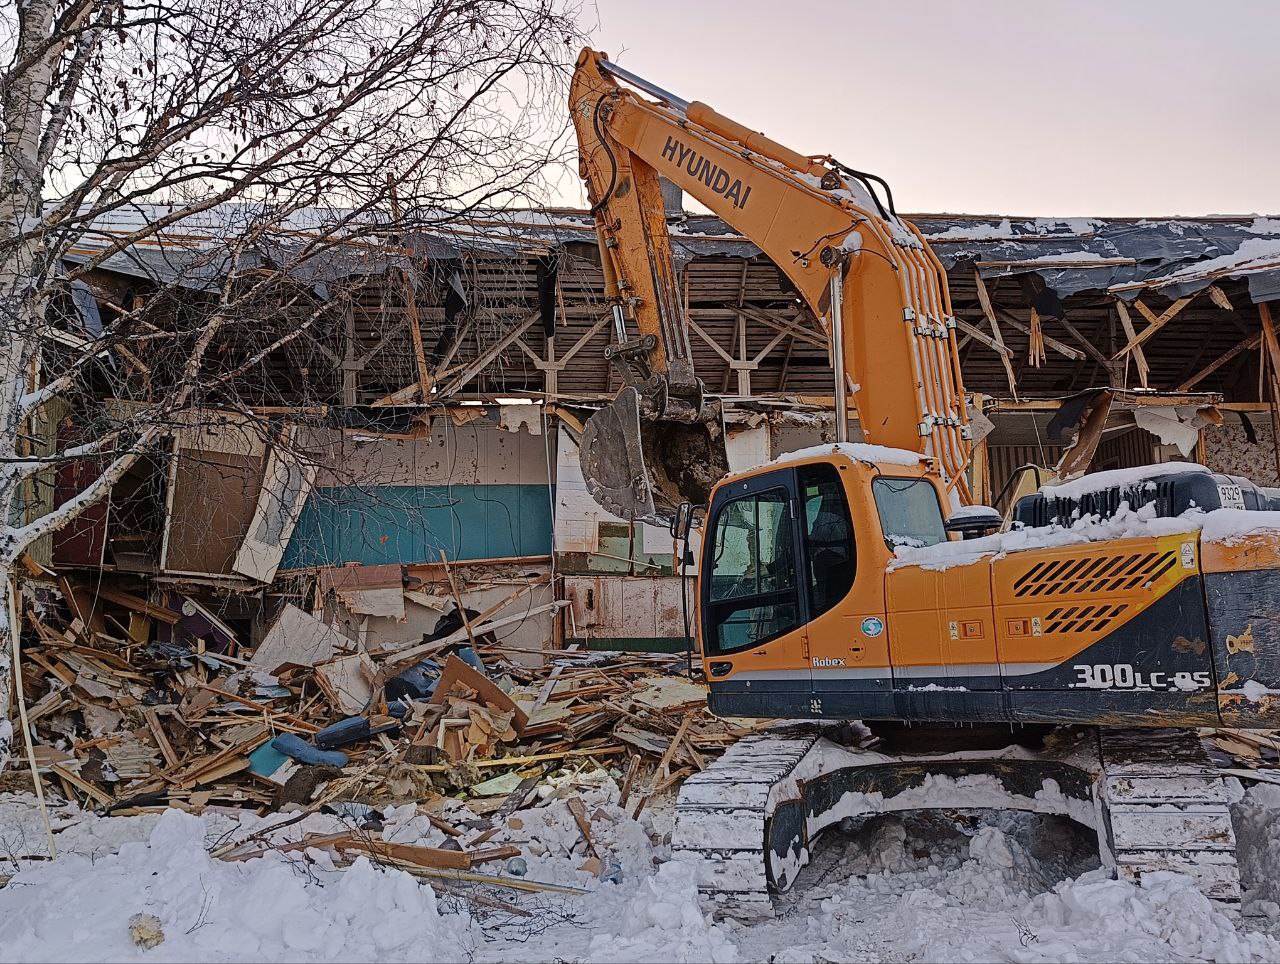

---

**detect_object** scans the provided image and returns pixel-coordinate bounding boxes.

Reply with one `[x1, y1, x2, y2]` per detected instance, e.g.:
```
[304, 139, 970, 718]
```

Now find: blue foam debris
[270, 733, 348, 768]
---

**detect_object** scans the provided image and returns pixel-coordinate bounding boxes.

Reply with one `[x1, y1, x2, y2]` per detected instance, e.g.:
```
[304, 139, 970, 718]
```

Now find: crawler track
[672, 726, 1241, 919]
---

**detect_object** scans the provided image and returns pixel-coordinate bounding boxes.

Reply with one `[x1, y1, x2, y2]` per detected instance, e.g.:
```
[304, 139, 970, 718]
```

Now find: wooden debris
[315, 651, 377, 715]
[618, 754, 642, 809]
[13, 573, 752, 832]
[566, 797, 599, 858]
[251, 604, 349, 674]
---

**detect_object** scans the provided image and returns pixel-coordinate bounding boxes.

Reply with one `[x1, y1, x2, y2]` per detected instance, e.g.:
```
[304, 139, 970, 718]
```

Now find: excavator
[569, 48, 1280, 916]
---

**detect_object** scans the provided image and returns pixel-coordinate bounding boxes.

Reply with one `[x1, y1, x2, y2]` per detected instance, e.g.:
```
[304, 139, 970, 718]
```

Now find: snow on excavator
[570, 48, 1280, 916]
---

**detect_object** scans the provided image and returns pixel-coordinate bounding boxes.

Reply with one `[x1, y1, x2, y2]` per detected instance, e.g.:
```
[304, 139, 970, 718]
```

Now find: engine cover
[1013, 468, 1280, 528]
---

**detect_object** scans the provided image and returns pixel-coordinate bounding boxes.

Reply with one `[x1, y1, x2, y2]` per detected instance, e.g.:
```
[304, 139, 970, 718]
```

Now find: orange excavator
[571, 48, 1280, 916]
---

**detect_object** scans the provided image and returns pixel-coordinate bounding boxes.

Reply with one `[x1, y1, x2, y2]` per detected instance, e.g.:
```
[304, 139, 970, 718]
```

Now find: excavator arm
[571, 49, 972, 522]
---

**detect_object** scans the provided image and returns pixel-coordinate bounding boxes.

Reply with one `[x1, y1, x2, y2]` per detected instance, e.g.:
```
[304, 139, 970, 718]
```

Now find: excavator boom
[571, 49, 972, 522]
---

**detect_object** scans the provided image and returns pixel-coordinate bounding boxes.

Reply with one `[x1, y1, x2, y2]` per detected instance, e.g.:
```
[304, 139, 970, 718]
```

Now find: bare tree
[0, 0, 581, 768]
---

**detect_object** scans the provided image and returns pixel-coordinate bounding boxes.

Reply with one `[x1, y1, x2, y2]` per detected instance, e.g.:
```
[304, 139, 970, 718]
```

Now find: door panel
[702, 468, 811, 715]
[801, 461, 892, 707]
[886, 566, 946, 682]
[939, 563, 1001, 689]
[884, 561, 1000, 689]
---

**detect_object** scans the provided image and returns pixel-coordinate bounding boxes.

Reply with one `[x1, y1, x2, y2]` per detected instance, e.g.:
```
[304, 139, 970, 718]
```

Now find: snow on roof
[771, 442, 928, 469]
[914, 214, 1280, 304]
[1038, 462, 1208, 501]
[917, 217, 1105, 243]
[62, 201, 1280, 306]
[1122, 236, 1280, 290]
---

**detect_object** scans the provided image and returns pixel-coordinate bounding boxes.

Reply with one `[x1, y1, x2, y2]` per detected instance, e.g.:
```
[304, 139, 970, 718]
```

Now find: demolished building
[9, 204, 1280, 810]
[28, 206, 1280, 647]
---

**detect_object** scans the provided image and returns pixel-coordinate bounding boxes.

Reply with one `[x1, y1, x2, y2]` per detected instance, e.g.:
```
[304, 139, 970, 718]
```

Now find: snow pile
[1235, 783, 1280, 918]
[1200, 506, 1280, 545]
[586, 861, 739, 963]
[893, 501, 1201, 571]
[926, 869, 1280, 963]
[947, 504, 1003, 521]
[896, 500, 1280, 572]
[776, 822, 1280, 964]
[5, 791, 1280, 962]
[772, 441, 926, 469]
[0, 809, 474, 962]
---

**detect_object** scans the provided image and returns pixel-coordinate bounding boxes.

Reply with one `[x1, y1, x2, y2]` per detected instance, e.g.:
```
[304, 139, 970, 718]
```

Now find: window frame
[870, 474, 948, 551]
[700, 468, 807, 655]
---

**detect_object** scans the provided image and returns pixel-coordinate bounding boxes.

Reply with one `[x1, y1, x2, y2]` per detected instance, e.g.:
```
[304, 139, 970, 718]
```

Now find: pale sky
[559, 0, 1279, 217]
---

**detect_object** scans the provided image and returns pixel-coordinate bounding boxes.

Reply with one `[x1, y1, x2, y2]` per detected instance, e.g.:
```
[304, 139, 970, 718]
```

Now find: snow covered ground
[2, 781, 1279, 963]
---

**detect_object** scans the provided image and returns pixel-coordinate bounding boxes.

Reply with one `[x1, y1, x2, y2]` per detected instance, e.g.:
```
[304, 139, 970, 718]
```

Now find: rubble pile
[10, 565, 755, 877]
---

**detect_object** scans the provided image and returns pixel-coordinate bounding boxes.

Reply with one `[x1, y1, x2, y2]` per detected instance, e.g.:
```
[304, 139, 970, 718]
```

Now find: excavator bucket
[579, 386, 730, 525]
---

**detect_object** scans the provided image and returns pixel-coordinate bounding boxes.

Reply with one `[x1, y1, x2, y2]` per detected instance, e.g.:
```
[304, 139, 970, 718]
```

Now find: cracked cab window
[872, 477, 946, 550]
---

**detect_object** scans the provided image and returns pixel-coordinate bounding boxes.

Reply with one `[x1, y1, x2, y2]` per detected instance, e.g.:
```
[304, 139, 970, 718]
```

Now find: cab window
[800, 463, 855, 617]
[872, 477, 946, 550]
[705, 487, 800, 653]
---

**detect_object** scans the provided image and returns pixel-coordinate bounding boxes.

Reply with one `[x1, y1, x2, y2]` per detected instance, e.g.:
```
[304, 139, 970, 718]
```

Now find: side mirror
[944, 505, 1003, 539]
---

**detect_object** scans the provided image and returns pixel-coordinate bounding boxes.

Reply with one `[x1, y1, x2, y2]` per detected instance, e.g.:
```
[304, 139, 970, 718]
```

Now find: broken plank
[437, 550, 478, 649]
[337, 835, 517, 870]
[953, 317, 1012, 358]
[408, 746, 625, 774]
[566, 797, 599, 858]
[655, 711, 696, 780]
[1054, 313, 1114, 370]
[1178, 332, 1261, 392]
[377, 601, 567, 676]
[972, 271, 1018, 397]
[1113, 300, 1150, 388]
[617, 754, 642, 809]
[1112, 297, 1192, 359]
[89, 587, 181, 624]
[429, 654, 529, 733]
[143, 708, 180, 769]
[49, 764, 114, 807]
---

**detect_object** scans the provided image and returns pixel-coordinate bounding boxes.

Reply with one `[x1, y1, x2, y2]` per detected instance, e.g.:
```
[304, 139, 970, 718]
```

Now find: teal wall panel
[281, 484, 552, 568]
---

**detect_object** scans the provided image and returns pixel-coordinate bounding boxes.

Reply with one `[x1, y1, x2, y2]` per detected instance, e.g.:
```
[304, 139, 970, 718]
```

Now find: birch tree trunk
[0, 0, 61, 743]
[0, 572, 13, 771]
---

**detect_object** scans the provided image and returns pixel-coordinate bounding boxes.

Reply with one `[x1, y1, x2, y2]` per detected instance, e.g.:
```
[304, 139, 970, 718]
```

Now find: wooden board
[430, 655, 529, 733]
